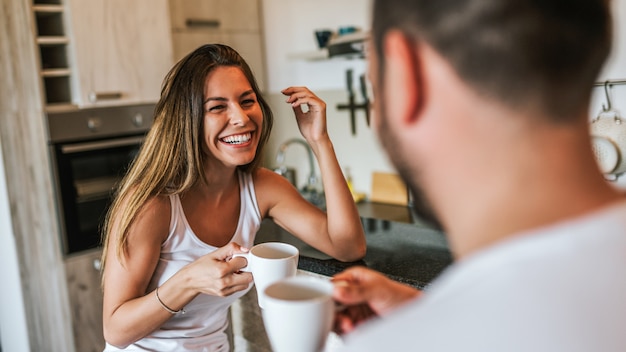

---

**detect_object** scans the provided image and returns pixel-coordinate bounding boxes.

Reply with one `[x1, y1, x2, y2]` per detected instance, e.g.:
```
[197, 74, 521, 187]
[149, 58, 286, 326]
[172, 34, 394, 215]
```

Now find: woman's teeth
[221, 133, 251, 145]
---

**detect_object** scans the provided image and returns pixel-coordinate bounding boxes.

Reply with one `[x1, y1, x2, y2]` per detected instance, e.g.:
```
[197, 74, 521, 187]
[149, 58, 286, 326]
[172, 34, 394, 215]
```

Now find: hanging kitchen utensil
[590, 81, 626, 179]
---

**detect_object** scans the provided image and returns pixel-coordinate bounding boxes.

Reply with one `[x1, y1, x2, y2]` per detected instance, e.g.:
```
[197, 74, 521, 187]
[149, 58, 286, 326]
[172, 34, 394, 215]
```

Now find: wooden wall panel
[0, 0, 74, 350]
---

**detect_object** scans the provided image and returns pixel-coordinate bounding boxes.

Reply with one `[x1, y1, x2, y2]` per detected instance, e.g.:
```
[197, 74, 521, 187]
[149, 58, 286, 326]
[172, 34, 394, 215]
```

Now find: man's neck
[433, 117, 622, 259]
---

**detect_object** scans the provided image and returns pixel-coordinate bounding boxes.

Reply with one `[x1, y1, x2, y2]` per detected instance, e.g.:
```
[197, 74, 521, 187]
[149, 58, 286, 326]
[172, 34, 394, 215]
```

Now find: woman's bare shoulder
[252, 167, 295, 191]
[125, 193, 172, 243]
[251, 167, 300, 215]
[142, 194, 171, 213]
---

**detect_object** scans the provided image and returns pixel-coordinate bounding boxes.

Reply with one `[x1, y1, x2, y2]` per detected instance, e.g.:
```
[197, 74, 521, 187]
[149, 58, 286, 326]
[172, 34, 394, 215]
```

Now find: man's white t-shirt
[340, 200, 626, 352]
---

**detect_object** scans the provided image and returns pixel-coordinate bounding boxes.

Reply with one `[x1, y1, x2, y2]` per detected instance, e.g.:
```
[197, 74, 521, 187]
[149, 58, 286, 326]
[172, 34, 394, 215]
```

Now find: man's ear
[383, 31, 422, 126]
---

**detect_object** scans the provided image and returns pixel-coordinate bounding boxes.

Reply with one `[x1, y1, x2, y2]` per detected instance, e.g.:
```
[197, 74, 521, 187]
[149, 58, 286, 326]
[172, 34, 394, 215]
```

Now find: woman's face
[202, 65, 263, 170]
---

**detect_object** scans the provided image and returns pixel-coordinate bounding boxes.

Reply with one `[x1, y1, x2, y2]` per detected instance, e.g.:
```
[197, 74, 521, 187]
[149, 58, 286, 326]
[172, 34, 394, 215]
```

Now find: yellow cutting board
[370, 172, 408, 206]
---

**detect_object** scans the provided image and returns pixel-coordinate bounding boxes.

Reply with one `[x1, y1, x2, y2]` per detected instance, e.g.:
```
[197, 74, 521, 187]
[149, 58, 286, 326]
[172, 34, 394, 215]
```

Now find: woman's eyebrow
[203, 90, 255, 104]
[240, 90, 255, 98]
[204, 96, 227, 104]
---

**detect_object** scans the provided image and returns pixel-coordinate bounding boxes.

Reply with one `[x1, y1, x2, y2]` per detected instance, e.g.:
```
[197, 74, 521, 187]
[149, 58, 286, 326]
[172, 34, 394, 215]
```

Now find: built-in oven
[47, 104, 154, 255]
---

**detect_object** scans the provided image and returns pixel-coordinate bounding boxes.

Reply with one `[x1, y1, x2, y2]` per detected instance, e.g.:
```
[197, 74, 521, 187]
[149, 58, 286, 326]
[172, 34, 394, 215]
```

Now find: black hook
[602, 81, 613, 112]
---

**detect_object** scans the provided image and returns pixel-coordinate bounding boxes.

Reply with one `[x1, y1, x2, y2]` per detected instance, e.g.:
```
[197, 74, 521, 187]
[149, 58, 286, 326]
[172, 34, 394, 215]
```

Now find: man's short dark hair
[372, 0, 612, 121]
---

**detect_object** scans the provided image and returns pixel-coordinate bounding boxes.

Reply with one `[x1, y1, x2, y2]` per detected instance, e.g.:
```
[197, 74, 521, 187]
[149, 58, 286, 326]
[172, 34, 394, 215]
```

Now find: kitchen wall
[259, 0, 393, 195]
[261, 0, 371, 92]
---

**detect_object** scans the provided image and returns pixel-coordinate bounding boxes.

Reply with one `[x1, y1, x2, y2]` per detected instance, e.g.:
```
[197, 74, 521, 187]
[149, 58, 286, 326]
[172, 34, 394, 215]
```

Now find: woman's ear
[382, 30, 422, 126]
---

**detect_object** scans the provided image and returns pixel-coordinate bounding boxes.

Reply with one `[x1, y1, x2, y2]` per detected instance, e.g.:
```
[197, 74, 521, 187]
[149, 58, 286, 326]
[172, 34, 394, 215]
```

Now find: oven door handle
[60, 136, 144, 154]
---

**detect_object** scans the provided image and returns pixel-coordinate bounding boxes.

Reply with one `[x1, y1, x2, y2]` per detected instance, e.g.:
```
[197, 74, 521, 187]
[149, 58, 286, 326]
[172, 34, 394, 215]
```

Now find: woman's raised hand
[281, 86, 328, 143]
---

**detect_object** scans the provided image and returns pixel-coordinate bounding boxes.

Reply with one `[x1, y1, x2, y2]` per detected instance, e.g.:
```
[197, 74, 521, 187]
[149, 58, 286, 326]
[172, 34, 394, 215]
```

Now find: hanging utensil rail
[594, 79, 626, 87]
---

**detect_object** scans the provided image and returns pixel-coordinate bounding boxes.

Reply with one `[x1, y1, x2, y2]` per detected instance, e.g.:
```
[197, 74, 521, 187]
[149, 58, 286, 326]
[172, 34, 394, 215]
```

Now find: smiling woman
[99, 44, 365, 351]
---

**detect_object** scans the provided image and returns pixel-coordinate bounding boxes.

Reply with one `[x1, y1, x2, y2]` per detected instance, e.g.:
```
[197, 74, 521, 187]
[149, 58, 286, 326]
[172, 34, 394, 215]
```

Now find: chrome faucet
[275, 138, 318, 192]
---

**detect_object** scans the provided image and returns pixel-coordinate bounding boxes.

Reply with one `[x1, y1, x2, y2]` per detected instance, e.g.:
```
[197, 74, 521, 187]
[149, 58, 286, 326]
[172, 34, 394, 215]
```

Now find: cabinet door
[65, 249, 105, 352]
[68, 0, 173, 106]
[169, 0, 260, 31]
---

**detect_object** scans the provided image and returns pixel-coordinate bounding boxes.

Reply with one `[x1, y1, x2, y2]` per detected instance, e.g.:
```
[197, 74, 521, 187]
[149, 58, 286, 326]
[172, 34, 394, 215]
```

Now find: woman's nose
[230, 105, 250, 126]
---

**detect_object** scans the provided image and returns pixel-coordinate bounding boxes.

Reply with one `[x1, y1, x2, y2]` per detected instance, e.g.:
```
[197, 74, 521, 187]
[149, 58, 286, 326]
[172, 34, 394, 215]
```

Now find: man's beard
[377, 107, 444, 231]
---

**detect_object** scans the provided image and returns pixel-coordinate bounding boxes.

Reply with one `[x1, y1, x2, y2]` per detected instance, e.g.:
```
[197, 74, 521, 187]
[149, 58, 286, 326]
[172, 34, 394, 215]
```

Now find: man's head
[368, 0, 612, 230]
[371, 0, 612, 120]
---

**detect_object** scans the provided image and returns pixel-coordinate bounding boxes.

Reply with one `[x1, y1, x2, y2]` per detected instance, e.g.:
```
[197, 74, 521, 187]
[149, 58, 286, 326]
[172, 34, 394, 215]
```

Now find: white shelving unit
[287, 32, 368, 62]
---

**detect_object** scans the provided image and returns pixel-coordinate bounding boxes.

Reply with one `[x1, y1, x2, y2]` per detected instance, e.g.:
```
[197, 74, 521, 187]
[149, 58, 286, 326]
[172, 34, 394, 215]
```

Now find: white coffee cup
[233, 242, 299, 308]
[262, 275, 334, 352]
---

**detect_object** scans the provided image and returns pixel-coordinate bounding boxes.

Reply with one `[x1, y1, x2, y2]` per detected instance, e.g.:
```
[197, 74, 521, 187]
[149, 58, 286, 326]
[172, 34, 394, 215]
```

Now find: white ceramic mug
[233, 242, 299, 308]
[262, 275, 335, 352]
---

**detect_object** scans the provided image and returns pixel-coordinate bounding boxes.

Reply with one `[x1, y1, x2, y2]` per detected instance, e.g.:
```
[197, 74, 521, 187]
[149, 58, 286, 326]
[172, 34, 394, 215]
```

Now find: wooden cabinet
[168, 0, 267, 91]
[32, 0, 73, 108]
[169, 0, 260, 31]
[64, 249, 105, 352]
[66, 0, 174, 107]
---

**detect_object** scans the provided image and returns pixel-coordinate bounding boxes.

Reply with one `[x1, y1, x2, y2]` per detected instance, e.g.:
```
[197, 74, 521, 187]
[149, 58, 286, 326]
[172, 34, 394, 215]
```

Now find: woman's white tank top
[104, 171, 262, 352]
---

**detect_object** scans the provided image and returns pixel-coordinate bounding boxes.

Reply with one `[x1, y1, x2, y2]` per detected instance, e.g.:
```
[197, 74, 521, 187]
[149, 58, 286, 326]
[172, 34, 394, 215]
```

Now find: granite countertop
[255, 205, 454, 289]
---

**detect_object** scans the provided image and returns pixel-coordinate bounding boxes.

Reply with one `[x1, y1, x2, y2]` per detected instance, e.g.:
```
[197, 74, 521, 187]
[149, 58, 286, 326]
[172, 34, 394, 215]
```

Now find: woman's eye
[242, 99, 256, 107]
[208, 105, 225, 112]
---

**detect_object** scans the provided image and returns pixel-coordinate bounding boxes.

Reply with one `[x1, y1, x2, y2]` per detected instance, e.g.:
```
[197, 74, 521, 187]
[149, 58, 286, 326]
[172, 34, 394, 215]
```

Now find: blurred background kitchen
[2, 0, 626, 351]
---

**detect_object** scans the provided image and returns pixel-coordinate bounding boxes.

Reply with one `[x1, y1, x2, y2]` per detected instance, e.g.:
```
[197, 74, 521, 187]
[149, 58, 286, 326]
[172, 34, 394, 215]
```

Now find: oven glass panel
[54, 136, 141, 255]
